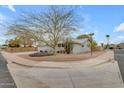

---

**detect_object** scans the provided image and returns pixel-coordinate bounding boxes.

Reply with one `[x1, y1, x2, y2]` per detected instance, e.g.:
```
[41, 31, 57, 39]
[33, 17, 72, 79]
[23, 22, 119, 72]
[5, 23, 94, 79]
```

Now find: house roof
[37, 38, 88, 47]
[72, 38, 88, 44]
[118, 43, 124, 46]
[71, 39, 88, 47]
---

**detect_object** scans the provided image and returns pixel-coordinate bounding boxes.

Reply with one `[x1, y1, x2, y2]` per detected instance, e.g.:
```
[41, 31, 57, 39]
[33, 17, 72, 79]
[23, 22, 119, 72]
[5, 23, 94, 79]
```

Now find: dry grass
[18, 51, 104, 62]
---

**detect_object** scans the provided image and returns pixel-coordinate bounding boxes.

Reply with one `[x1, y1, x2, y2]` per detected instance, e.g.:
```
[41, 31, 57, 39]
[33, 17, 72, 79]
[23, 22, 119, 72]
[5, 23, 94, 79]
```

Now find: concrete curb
[7, 63, 18, 88]
[1, 51, 109, 68]
[115, 60, 124, 84]
[12, 61, 70, 69]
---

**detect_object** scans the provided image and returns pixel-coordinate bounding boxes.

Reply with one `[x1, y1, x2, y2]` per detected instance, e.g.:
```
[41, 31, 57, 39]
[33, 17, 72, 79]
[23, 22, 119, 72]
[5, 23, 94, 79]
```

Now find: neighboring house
[37, 38, 91, 54]
[116, 43, 124, 49]
[109, 44, 116, 49]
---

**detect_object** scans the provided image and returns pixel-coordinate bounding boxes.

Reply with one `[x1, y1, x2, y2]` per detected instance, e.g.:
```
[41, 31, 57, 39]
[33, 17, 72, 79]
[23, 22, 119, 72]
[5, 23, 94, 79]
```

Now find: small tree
[77, 33, 95, 56]
[6, 25, 37, 47]
[88, 33, 94, 56]
[8, 38, 20, 48]
[88, 40, 97, 51]
[17, 36, 33, 47]
[64, 39, 73, 54]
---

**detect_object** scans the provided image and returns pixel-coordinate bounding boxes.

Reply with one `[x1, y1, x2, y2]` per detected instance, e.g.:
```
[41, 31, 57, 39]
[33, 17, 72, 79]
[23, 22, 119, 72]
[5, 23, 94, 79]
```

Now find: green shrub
[8, 39, 20, 48]
[64, 39, 73, 54]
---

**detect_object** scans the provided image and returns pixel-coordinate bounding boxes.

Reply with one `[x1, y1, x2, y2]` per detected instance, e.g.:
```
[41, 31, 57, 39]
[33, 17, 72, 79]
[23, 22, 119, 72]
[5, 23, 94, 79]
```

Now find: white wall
[38, 46, 54, 53]
[38, 39, 91, 54]
[55, 47, 65, 52]
[72, 43, 91, 54]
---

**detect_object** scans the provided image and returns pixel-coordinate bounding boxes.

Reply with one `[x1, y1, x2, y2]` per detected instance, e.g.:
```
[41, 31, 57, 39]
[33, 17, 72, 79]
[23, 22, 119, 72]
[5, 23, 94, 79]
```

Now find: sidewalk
[2, 51, 124, 88]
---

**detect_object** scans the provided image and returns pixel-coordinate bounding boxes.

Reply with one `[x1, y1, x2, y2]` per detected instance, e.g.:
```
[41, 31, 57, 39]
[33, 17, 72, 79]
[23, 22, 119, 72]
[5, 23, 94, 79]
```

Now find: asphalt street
[114, 49, 124, 83]
[0, 52, 16, 88]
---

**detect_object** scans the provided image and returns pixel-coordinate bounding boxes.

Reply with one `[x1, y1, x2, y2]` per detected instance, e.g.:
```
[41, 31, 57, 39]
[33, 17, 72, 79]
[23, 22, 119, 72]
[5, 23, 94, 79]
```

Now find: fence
[5, 47, 38, 53]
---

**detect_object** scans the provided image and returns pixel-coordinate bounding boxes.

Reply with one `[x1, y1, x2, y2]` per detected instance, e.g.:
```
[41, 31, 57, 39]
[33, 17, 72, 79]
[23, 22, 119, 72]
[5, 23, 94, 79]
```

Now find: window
[58, 44, 61, 47]
[82, 45, 84, 47]
[62, 44, 65, 47]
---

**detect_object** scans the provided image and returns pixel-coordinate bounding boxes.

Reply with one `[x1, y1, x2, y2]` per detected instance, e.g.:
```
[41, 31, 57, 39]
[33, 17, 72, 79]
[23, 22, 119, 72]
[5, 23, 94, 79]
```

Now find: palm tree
[106, 35, 110, 49]
[88, 33, 94, 56]
[77, 34, 89, 39]
[77, 33, 95, 56]
[88, 40, 97, 52]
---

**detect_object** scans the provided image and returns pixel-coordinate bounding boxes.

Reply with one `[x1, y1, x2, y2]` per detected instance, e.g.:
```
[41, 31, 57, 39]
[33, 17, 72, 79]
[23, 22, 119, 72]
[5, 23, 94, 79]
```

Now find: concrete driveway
[2, 51, 124, 88]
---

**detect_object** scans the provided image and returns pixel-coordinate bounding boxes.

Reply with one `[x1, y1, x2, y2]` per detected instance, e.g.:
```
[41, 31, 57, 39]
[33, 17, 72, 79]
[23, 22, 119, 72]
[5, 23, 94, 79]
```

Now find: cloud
[111, 35, 124, 44]
[7, 5, 16, 12]
[1, 5, 16, 12]
[0, 13, 6, 24]
[117, 35, 124, 39]
[81, 13, 91, 24]
[114, 23, 124, 32]
[78, 6, 84, 9]
[84, 32, 90, 34]
[0, 34, 9, 45]
[94, 30, 99, 35]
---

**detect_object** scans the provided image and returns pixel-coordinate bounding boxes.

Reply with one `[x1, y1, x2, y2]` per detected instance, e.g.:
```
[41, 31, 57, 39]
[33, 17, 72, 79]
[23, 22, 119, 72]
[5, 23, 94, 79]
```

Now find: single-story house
[37, 38, 91, 54]
[116, 43, 124, 49]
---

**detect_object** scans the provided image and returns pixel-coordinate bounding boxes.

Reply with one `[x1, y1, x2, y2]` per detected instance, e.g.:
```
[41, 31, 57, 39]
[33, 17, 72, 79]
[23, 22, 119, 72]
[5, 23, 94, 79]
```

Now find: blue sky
[0, 5, 124, 45]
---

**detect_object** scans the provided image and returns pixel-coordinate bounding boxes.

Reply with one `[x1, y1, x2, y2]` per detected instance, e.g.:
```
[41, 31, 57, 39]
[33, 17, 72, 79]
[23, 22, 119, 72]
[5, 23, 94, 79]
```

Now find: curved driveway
[3, 51, 124, 88]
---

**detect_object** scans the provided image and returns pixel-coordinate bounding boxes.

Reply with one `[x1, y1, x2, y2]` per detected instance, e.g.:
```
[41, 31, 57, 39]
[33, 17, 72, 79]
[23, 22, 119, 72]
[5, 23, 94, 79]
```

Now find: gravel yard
[18, 51, 104, 62]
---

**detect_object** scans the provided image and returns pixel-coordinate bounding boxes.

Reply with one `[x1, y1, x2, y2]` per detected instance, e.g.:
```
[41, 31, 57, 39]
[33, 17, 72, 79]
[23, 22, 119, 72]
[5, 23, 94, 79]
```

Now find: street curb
[1, 51, 115, 69]
[115, 60, 124, 85]
[7, 63, 18, 88]
[12, 61, 70, 69]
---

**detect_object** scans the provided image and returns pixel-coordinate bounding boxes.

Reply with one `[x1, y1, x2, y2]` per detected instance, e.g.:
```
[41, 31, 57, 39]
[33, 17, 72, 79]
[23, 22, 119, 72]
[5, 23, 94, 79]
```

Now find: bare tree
[7, 6, 78, 53]
[7, 23, 38, 47]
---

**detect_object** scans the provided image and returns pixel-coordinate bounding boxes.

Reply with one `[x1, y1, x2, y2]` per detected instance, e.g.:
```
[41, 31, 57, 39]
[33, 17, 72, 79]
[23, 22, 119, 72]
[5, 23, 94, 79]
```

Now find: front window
[82, 44, 84, 47]
[58, 44, 61, 47]
[62, 44, 65, 47]
[58, 43, 65, 47]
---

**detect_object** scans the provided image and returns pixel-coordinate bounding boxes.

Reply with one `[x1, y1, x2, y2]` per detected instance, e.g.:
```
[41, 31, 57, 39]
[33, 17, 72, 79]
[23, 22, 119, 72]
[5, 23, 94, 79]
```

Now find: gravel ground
[19, 51, 104, 62]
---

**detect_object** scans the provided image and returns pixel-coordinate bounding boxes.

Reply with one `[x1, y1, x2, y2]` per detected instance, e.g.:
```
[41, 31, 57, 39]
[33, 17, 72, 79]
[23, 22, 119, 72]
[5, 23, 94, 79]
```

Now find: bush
[8, 39, 20, 48]
[104, 44, 110, 49]
[29, 52, 53, 57]
[109, 47, 114, 49]
[64, 39, 73, 54]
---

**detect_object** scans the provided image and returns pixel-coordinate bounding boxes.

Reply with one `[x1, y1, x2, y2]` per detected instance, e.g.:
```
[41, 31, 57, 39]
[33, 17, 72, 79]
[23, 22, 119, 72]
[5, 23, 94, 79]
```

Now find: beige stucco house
[37, 38, 91, 54]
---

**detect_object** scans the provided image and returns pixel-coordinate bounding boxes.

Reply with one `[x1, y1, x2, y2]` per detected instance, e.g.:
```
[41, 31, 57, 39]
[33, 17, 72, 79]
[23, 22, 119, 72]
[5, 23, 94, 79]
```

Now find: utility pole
[106, 35, 110, 49]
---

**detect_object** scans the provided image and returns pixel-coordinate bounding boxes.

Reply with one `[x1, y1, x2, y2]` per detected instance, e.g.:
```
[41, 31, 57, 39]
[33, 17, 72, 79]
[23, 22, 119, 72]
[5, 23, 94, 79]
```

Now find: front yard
[18, 51, 104, 62]
[4, 50, 123, 88]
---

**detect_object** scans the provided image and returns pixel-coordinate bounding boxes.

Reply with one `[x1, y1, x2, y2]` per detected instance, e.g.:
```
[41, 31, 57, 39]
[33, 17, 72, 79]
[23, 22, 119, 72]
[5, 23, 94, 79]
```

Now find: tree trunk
[53, 46, 56, 55]
[91, 46, 93, 56]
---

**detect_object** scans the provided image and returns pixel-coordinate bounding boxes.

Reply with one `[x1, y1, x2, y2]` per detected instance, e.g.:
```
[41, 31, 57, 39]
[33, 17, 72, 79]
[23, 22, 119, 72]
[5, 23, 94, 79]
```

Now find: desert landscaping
[0, 5, 124, 88]
[18, 51, 104, 62]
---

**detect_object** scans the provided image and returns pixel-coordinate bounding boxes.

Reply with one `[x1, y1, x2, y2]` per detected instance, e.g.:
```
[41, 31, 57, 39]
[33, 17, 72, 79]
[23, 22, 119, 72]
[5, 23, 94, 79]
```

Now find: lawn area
[18, 51, 104, 62]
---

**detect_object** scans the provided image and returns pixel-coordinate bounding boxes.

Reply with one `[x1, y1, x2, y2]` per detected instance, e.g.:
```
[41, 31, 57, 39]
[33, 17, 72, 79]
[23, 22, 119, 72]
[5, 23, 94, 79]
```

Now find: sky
[0, 5, 124, 45]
